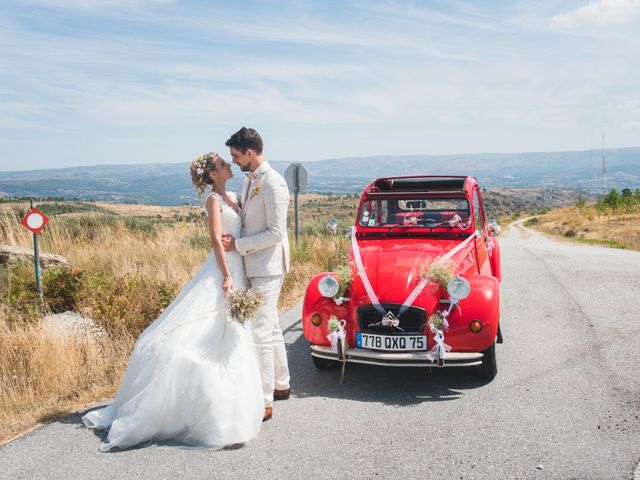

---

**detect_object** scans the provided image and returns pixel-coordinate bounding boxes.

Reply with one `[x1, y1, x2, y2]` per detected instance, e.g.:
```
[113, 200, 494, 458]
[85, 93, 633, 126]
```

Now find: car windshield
[358, 197, 471, 229]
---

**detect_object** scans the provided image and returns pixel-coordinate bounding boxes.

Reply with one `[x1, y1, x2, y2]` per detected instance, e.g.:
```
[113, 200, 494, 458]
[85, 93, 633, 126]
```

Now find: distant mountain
[1, 147, 638, 205]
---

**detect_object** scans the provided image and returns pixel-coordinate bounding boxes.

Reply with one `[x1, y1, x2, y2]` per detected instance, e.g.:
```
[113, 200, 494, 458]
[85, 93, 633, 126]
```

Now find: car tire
[478, 342, 497, 380]
[312, 355, 336, 370]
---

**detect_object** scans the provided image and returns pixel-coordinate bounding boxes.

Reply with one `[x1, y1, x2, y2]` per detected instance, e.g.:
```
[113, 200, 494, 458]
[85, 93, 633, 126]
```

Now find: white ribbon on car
[427, 326, 452, 363]
[351, 227, 480, 320]
[351, 227, 386, 316]
[398, 232, 480, 317]
[327, 319, 348, 383]
[327, 319, 347, 353]
[397, 231, 480, 317]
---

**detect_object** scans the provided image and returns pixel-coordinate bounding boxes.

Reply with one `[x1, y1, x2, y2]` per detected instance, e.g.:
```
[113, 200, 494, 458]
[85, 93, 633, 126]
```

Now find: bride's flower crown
[190, 152, 220, 195]
[190, 153, 210, 181]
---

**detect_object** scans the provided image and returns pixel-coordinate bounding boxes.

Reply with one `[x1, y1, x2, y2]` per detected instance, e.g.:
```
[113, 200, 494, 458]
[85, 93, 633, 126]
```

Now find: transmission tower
[602, 134, 607, 192]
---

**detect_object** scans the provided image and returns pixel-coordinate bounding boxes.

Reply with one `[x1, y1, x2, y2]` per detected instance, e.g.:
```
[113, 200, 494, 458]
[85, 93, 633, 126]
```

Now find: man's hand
[222, 234, 237, 252]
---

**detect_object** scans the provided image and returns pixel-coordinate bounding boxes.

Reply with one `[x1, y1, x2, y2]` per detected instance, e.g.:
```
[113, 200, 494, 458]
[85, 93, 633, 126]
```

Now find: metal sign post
[284, 163, 309, 249]
[20, 200, 49, 298]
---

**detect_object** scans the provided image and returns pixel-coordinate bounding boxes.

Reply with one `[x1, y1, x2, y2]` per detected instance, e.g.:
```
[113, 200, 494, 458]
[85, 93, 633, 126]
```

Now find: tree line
[588, 188, 640, 214]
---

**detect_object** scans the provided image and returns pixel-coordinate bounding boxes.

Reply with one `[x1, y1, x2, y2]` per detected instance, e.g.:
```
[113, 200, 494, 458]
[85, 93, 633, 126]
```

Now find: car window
[358, 197, 471, 229]
[473, 189, 484, 232]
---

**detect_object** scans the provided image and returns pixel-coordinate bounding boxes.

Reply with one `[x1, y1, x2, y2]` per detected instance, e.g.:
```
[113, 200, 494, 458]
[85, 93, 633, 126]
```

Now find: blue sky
[1, 0, 639, 171]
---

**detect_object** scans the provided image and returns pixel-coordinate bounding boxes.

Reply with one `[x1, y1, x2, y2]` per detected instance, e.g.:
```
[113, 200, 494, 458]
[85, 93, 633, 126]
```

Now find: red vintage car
[302, 176, 503, 379]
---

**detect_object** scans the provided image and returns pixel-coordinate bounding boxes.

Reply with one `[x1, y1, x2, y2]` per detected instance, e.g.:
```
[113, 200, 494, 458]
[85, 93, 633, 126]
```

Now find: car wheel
[478, 342, 497, 380]
[312, 355, 336, 370]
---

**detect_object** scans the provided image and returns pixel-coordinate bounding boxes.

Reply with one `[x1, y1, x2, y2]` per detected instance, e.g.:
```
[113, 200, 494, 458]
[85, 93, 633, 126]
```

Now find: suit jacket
[236, 162, 291, 278]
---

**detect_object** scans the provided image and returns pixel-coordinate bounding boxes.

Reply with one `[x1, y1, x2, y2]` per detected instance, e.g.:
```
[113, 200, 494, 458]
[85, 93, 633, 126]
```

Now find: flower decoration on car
[326, 315, 348, 381]
[333, 264, 352, 305]
[403, 214, 418, 226]
[420, 256, 456, 289]
[427, 312, 452, 366]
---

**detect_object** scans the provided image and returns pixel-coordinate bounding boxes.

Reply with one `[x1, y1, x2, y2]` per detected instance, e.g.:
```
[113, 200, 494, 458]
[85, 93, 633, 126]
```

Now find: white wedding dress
[82, 191, 264, 451]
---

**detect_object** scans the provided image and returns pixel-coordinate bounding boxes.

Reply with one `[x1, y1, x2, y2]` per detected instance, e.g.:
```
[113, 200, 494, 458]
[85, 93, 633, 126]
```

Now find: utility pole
[602, 134, 607, 193]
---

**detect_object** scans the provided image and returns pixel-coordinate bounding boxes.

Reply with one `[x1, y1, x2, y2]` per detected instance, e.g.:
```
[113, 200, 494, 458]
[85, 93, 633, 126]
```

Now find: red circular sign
[21, 208, 49, 235]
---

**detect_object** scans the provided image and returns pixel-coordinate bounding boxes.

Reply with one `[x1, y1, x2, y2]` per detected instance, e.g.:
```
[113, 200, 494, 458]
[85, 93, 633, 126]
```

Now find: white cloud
[16, 0, 174, 8]
[551, 0, 640, 29]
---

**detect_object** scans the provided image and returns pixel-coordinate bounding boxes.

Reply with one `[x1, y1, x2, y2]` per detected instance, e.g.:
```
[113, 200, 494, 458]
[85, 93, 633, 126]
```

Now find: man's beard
[239, 164, 250, 172]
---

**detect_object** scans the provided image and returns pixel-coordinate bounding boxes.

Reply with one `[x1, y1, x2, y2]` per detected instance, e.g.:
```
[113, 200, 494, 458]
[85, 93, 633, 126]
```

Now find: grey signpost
[284, 163, 309, 249]
[22, 199, 45, 298]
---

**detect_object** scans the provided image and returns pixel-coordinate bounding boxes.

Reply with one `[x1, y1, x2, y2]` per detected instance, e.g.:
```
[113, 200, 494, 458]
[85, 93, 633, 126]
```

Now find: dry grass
[526, 204, 640, 250]
[0, 197, 351, 443]
[0, 321, 134, 443]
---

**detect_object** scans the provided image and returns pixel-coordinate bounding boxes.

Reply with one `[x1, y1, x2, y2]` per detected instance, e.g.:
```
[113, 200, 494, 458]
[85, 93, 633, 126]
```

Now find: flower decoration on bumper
[327, 316, 348, 382]
[427, 312, 451, 366]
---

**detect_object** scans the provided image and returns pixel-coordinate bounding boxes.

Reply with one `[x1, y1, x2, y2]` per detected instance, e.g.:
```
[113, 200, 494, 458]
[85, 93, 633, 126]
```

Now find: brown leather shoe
[274, 388, 290, 401]
[263, 407, 273, 422]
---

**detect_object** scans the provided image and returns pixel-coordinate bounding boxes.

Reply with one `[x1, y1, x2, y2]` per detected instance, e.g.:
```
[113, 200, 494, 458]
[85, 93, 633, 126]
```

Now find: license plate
[356, 332, 427, 351]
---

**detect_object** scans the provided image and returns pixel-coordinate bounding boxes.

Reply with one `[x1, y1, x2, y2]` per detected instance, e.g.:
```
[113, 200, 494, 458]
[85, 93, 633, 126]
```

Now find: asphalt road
[1, 222, 639, 480]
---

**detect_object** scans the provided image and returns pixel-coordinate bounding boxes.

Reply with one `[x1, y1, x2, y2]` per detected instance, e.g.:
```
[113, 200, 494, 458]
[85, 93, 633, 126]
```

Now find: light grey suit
[236, 162, 290, 277]
[236, 161, 291, 407]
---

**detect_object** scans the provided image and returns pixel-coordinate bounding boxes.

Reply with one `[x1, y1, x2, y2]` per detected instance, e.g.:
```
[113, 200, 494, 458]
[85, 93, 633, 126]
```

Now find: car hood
[349, 236, 477, 308]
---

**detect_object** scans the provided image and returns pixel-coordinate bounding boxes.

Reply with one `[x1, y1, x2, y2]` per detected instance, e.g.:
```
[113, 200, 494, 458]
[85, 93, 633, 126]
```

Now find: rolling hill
[1, 147, 637, 205]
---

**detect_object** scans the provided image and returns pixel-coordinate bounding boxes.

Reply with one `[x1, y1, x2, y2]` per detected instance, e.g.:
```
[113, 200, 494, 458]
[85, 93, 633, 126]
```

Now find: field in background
[523, 189, 640, 250]
[525, 205, 640, 250]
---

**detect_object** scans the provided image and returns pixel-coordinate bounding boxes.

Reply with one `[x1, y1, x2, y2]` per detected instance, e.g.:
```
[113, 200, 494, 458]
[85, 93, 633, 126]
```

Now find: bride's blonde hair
[190, 152, 220, 196]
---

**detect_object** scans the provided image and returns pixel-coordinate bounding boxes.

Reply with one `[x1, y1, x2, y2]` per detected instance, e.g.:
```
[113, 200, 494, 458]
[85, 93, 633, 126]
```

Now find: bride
[82, 152, 264, 451]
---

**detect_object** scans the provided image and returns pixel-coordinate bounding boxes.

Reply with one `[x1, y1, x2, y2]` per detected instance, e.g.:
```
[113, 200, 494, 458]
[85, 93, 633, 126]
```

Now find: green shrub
[42, 266, 84, 313]
[37, 202, 105, 216]
[0, 264, 85, 320]
[0, 264, 41, 321]
[188, 234, 211, 250]
[523, 217, 539, 227]
[55, 214, 157, 240]
[120, 217, 157, 236]
[83, 274, 178, 337]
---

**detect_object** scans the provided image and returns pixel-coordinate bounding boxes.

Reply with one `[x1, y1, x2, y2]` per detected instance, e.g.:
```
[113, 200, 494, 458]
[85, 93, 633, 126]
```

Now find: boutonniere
[250, 184, 261, 199]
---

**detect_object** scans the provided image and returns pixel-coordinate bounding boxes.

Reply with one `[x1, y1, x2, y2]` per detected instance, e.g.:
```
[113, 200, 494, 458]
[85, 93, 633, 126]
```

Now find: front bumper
[310, 345, 483, 367]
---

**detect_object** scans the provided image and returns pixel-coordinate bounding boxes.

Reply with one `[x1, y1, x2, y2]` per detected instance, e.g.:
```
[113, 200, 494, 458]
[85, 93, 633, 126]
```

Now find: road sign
[284, 163, 309, 249]
[21, 203, 48, 298]
[284, 163, 308, 193]
[21, 208, 49, 235]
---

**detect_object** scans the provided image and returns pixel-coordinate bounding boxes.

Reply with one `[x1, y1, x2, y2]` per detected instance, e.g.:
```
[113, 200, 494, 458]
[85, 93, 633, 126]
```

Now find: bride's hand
[223, 276, 234, 294]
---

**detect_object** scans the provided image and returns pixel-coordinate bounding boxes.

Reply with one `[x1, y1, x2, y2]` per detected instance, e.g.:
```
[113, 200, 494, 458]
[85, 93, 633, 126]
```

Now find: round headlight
[318, 274, 339, 298]
[447, 276, 471, 300]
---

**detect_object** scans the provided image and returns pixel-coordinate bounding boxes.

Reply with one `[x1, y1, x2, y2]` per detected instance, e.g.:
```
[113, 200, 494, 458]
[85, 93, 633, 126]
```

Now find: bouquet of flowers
[427, 312, 451, 366]
[420, 256, 456, 289]
[334, 264, 353, 303]
[428, 312, 449, 332]
[226, 288, 265, 327]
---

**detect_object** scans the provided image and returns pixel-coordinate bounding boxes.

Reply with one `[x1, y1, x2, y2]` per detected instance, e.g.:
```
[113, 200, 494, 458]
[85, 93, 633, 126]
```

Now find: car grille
[357, 303, 426, 333]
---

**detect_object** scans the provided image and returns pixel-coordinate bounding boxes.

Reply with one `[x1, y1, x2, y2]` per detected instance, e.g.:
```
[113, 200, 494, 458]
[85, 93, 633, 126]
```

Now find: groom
[222, 127, 291, 422]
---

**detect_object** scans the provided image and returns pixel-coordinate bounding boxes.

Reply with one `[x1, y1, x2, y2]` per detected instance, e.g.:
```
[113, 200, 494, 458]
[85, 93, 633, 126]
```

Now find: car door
[473, 187, 492, 275]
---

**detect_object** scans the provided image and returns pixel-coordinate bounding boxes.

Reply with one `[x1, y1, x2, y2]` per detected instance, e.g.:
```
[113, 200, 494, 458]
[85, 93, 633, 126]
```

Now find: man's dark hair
[225, 127, 263, 155]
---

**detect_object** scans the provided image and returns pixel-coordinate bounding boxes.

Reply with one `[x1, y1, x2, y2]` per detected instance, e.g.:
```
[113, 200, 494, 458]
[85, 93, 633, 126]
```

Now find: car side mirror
[487, 220, 501, 236]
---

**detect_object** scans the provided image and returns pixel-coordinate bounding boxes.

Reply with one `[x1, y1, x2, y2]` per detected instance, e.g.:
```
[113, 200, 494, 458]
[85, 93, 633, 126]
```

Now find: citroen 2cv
[302, 176, 502, 379]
